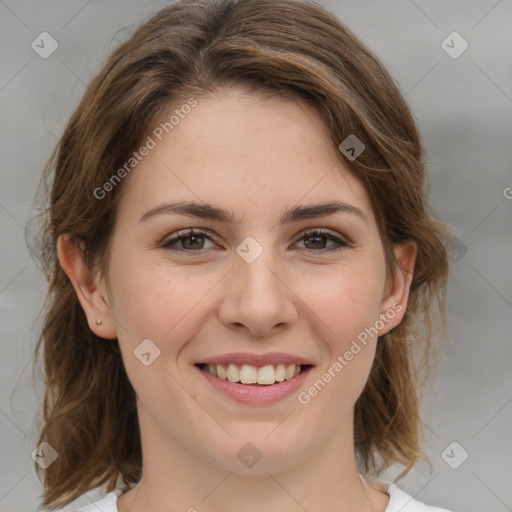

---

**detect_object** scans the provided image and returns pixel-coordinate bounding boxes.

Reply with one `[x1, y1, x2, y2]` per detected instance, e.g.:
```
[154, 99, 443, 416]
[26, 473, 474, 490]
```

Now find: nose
[218, 243, 298, 338]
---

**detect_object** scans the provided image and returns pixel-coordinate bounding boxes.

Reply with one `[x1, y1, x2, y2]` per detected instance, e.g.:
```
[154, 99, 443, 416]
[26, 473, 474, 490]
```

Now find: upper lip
[196, 352, 315, 367]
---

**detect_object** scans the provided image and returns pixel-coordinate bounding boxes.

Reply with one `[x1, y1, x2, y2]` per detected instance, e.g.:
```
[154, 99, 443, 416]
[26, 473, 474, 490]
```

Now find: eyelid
[292, 228, 351, 253]
[160, 227, 217, 249]
[295, 227, 350, 244]
[161, 227, 351, 254]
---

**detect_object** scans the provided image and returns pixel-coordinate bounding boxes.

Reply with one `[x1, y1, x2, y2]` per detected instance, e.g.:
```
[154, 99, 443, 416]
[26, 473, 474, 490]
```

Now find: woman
[32, 0, 454, 510]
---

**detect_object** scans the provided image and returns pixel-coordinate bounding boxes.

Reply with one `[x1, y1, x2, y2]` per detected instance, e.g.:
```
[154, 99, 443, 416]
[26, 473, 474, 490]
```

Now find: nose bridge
[218, 234, 297, 335]
[239, 236, 279, 288]
[235, 233, 284, 301]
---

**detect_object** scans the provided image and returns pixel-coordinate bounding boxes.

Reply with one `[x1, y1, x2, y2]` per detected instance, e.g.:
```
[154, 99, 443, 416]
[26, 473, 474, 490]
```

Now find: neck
[117, 405, 386, 512]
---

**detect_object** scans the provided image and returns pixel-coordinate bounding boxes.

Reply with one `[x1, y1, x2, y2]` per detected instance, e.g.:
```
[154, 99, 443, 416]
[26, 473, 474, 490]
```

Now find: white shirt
[75, 475, 453, 512]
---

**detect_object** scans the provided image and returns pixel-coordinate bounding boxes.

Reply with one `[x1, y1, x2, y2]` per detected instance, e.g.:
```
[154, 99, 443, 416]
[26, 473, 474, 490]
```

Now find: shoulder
[362, 474, 454, 512]
[73, 490, 122, 512]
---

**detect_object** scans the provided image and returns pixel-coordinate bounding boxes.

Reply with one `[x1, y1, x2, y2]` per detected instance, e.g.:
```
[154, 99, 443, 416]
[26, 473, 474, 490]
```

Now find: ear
[57, 234, 117, 339]
[378, 239, 417, 336]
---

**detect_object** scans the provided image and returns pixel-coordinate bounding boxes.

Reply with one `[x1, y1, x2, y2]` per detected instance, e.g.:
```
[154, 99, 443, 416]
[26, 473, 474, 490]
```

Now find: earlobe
[56, 234, 117, 339]
[378, 239, 417, 335]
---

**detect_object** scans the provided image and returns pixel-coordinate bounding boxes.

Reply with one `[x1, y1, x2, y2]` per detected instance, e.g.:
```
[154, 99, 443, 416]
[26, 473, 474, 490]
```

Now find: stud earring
[96, 320, 102, 325]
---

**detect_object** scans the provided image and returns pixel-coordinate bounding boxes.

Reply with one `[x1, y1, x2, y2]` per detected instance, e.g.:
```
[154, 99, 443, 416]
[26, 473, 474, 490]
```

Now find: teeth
[240, 364, 258, 384]
[202, 363, 304, 385]
[227, 363, 239, 383]
[257, 365, 276, 385]
[275, 364, 286, 382]
[217, 364, 227, 380]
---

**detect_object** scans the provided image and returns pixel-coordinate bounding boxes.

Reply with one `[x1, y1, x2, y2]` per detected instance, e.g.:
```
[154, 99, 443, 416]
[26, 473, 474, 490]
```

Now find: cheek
[298, 263, 385, 400]
[306, 264, 385, 343]
[106, 250, 202, 343]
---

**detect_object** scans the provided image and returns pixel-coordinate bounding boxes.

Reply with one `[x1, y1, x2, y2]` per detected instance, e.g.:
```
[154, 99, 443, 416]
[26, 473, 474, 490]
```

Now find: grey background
[1, 0, 511, 511]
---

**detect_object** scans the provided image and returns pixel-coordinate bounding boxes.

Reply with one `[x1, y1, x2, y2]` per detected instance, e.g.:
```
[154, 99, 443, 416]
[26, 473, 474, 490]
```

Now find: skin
[58, 87, 416, 512]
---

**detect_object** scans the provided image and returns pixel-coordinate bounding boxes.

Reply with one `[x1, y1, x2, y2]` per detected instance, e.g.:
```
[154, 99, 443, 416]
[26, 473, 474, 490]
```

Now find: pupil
[184, 235, 203, 250]
[305, 234, 325, 249]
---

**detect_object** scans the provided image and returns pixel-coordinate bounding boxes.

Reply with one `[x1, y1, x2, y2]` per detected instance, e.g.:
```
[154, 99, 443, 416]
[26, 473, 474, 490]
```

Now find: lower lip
[195, 365, 313, 405]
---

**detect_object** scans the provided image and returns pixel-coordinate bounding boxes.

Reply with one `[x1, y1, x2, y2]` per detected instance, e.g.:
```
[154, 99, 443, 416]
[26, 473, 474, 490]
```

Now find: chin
[201, 434, 309, 475]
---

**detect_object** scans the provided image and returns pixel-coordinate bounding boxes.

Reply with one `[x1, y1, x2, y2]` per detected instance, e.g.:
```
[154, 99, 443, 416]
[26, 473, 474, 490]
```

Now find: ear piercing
[96, 320, 102, 325]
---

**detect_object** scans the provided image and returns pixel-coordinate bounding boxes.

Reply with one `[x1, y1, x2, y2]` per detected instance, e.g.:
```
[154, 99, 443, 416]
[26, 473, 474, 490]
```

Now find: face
[63, 88, 414, 475]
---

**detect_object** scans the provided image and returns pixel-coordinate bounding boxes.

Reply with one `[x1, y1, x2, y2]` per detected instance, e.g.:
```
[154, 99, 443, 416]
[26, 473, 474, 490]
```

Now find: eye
[161, 228, 350, 254]
[161, 228, 216, 252]
[293, 229, 350, 253]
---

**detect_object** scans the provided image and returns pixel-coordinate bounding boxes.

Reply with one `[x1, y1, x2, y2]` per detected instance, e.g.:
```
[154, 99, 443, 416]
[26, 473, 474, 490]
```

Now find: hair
[30, 0, 451, 508]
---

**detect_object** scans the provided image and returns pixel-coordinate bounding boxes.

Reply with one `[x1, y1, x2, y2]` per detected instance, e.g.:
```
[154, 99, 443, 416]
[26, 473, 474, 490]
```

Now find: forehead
[114, 90, 376, 228]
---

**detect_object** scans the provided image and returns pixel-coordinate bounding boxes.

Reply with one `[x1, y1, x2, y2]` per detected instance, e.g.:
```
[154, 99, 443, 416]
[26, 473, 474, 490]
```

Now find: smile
[194, 361, 314, 405]
[196, 362, 312, 386]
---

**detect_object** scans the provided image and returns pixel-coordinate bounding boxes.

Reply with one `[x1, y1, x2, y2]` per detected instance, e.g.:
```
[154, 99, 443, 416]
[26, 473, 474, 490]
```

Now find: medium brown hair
[31, 0, 451, 508]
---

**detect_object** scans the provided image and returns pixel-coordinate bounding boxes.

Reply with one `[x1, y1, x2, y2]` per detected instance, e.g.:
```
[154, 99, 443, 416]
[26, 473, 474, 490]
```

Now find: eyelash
[160, 228, 350, 255]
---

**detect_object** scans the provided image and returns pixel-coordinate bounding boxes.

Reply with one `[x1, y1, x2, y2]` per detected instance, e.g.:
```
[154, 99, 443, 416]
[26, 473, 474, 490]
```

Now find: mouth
[195, 362, 314, 386]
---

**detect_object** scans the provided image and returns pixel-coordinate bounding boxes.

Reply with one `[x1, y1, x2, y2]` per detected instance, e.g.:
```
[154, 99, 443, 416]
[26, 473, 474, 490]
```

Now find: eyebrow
[138, 200, 368, 225]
